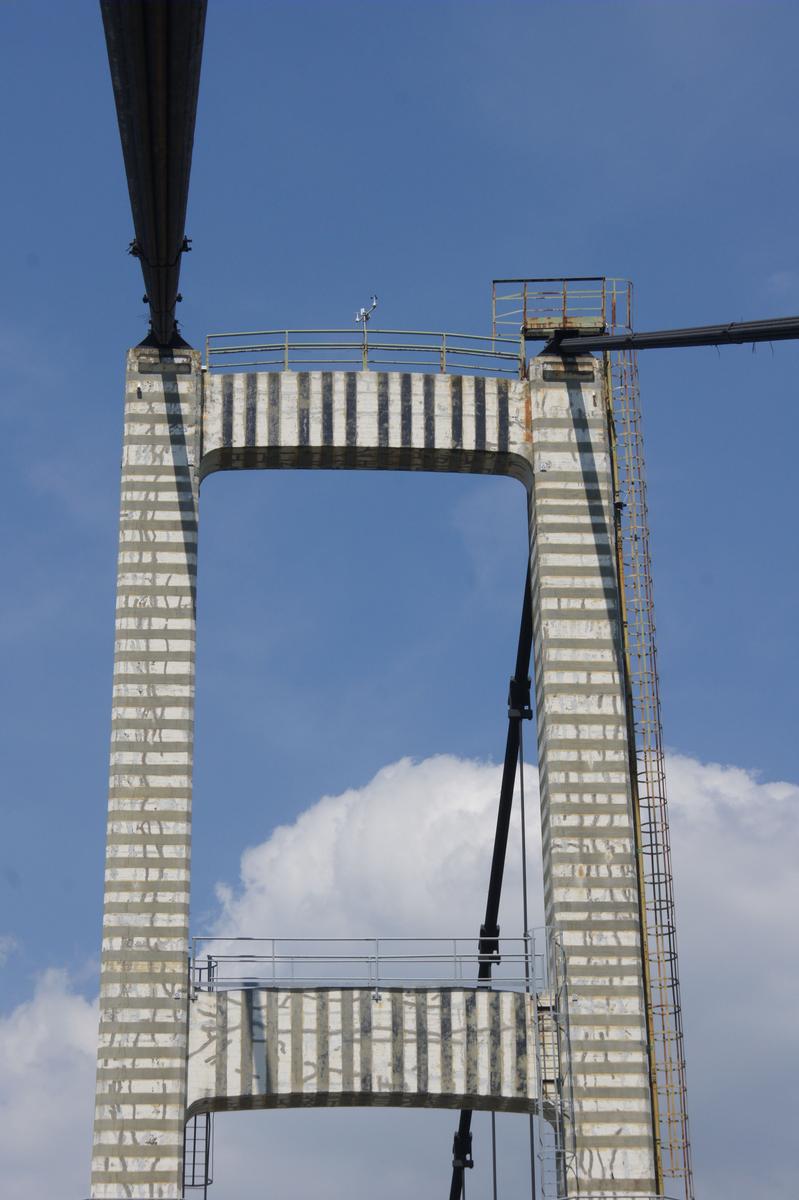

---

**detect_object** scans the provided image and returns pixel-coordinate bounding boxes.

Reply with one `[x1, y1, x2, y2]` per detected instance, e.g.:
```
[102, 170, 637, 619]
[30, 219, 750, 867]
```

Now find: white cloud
[1, 752, 796, 1200]
[213, 754, 543, 942]
[660, 755, 799, 1200]
[210, 752, 799, 1200]
[0, 969, 96, 1200]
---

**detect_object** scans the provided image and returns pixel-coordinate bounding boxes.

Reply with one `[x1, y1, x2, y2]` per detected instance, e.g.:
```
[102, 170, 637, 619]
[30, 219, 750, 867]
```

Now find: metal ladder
[183, 1112, 213, 1196]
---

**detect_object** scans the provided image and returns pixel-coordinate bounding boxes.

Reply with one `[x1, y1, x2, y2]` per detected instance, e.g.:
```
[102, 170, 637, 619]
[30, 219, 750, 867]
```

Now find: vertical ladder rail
[549, 933, 574, 1199]
[605, 312, 695, 1200]
[183, 1112, 214, 1196]
[531, 931, 574, 1200]
[531, 933, 547, 1200]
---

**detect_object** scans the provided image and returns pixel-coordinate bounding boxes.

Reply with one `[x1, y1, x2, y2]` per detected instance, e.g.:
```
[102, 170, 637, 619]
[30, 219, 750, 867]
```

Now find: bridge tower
[89, 289, 682, 1200]
[92, 6, 695, 1197]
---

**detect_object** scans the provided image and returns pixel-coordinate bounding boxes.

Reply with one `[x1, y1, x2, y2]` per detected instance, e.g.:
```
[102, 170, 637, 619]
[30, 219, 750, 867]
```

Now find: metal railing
[532, 938, 575, 1198]
[205, 328, 523, 377]
[190, 933, 562, 995]
[492, 276, 633, 338]
[188, 932, 574, 1199]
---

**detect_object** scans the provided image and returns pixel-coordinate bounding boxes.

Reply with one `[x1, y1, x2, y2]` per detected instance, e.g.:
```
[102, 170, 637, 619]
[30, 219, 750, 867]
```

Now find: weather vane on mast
[355, 294, 378, 328]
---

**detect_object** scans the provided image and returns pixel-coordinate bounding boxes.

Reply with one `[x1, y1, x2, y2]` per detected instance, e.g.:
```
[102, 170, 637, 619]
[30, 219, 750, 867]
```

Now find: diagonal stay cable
[449, 567, 534, 1200]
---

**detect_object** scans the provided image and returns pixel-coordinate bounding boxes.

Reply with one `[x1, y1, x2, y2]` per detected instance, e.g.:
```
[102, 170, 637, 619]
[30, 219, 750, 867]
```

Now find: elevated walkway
[185, 938, 569, 1122]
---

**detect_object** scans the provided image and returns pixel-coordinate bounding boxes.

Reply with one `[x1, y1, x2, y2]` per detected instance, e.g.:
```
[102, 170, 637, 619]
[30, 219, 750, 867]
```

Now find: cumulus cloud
[213, 754, 543, 942]
[661, 754, 799, 1200]
[209, 752, 799, 1200]
[1, 752, 796, 1200]
[0, 969, 96, 1200]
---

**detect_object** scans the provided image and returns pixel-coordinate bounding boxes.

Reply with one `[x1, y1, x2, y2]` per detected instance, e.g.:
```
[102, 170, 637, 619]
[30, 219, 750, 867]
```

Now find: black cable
[448, 570, 533, 1200]
[539, 313, 799, 355]
[519, 723, 536, 1200]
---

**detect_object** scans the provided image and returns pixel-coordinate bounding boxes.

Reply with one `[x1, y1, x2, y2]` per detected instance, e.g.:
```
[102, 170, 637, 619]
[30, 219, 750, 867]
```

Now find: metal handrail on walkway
[205, 328, 524, 377]
[189, 933, 561, 995]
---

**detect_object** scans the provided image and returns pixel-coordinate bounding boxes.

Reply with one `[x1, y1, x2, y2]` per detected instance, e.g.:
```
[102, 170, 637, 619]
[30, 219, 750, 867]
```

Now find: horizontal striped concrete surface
[187, 987, 543, 1115]
[92, 354, 657, 1198]
[526, 357, 657, 1196]
[91, 349, 202, 1200]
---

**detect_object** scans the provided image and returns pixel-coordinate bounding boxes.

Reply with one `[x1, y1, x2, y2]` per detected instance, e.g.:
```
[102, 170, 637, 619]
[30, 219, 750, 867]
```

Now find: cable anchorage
[507, 675, 532, 721]
[452, 1130, 474, 1172]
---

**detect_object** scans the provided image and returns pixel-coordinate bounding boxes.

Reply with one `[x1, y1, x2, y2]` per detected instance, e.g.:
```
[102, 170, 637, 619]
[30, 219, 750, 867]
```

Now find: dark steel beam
[449, 569, 533, 1200]
[101, 0, 207, 347]
[539, 314, 799, 355]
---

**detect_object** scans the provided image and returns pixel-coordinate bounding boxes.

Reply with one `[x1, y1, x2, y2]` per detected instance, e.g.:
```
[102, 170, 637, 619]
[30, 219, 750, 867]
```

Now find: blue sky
[0, 3, 797, 1198]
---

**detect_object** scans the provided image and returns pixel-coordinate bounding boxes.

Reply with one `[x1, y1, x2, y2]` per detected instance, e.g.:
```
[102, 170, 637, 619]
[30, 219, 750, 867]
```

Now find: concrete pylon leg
[90, 348, 202, 1199]
[527, 358, 657, 1197]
